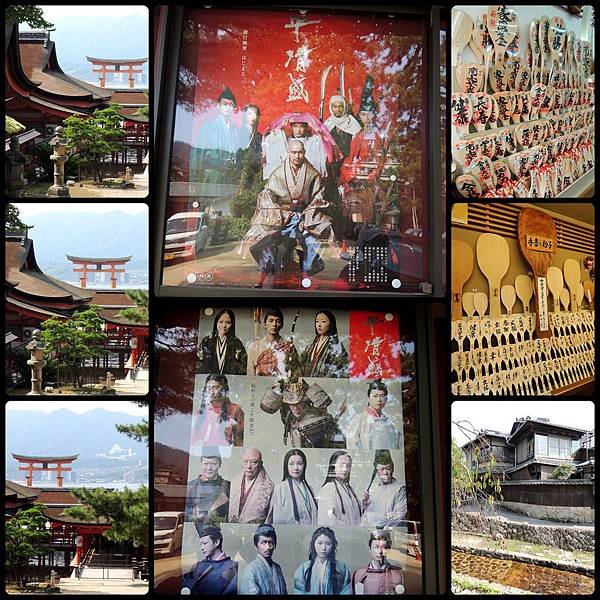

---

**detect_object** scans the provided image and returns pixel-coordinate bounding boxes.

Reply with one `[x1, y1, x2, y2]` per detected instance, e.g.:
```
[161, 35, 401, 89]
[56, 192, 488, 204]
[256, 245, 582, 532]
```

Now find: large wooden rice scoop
[517, 207, 557, 338]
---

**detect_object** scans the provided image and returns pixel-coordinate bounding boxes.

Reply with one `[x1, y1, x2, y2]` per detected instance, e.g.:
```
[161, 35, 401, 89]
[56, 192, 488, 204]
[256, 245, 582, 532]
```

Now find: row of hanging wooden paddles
[452, 308, 594, 352]
[453, 7, 592, 92]
[452, 228, 593, 324]
[451, 308, 594, 395]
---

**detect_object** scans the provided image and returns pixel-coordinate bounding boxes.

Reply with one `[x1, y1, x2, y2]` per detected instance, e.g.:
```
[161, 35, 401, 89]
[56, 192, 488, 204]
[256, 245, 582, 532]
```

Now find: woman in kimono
[317, 451, 362, 527]
[299, 310, 349, 378]
[293, 527, 351, 594]
[198, 308, 247, 375]
[191, 374, 244, 447]
[269, 449, 318, 525]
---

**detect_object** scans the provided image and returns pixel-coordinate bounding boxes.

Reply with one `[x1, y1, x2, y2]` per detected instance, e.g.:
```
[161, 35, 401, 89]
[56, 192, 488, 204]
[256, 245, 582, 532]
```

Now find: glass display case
[154, 5, 444, 297]
[153, 301, 446, 594]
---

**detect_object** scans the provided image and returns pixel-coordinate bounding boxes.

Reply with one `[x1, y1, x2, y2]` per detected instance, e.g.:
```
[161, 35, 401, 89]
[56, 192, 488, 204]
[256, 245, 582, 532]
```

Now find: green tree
[5, 503, 49, 586]
[550, 463, 576, 479]
[116, 401, 148, 445]
[116, 290, 148, 324]
[62, 104, 125, 183]
[41, 306, 107, 388]
[63, 486, 148, 546]
[6, 5, 53, 28]
[5, 203, 32, 232]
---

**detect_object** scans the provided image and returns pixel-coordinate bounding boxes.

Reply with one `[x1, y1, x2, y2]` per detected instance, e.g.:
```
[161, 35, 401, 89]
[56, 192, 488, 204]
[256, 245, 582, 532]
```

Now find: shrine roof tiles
[111, 90, 147, 105]
[6, 479, 41, 500]
[90, 290, 136, 306]
[6, 296, 69, 320]
[18, 38, 111, 100]
[44, 508, 110, 526]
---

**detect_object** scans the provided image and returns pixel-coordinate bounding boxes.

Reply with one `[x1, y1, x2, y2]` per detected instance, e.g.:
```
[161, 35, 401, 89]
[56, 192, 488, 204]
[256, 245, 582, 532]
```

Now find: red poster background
[178, 8, 427, 144]
[349, 310, 401, 379]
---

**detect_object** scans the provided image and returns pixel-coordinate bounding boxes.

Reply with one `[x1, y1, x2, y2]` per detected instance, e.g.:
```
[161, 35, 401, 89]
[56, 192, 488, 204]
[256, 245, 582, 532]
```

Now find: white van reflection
[164, 212, 210, 261]
[154, 511, 184, 556]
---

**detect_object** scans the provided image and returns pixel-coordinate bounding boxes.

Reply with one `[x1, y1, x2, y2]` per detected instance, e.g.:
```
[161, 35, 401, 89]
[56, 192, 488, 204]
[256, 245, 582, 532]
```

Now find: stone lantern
[6, 136, 28, 197]
[26, 329, 47, 395]
[47, 126, 70, 197]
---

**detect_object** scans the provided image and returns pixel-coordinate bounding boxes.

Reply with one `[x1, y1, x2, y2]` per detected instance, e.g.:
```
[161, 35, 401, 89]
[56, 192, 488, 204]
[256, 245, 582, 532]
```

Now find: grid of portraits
[180, 306, 421, 594]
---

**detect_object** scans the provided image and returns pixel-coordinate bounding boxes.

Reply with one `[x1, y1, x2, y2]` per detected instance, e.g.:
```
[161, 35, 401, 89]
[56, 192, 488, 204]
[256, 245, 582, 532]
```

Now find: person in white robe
[317, 451, 362, 527]
[361, 450, 407, 527]
[268, 449, 318, 525]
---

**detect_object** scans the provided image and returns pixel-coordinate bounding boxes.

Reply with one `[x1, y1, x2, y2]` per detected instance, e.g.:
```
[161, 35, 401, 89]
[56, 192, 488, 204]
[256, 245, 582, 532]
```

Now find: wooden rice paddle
[501, 285, 516, 315]
[575, 283, 584, 311]
[474, 291, 488, 318]
[583, 280, 594, 308]
[462, 292, 476, 319]
[476, 233, 510, 318]
[559, 288, 570, 311]
[546, 266, 563, 313]
[451, 240, 474, 320]
[514, 274, 533, 313]
[452, 9, 474, 66]
[563, 258, 580, 312]
[517, 208, 557, 338]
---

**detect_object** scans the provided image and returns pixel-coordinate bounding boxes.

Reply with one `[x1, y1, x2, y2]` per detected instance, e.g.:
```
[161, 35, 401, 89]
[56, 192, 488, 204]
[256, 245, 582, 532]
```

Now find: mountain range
[5, 408, 148, 475]
[22, 210, 148, 277]
[43, 15, 149, 86]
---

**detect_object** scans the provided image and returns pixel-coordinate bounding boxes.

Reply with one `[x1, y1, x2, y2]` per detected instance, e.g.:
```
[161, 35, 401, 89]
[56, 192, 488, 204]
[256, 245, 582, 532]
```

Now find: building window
[536, 434, 548, 456]
[559, 437, 571, 458]
[548, 435, 559, 457]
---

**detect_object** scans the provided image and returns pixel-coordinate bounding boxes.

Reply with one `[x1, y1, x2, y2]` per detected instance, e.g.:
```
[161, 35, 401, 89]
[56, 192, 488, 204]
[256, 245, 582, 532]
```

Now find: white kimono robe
[361, 479, 407, 527]
[347, 409, 401, 449]
[317, 479, 362, 527]
[269, 479, 318, 525]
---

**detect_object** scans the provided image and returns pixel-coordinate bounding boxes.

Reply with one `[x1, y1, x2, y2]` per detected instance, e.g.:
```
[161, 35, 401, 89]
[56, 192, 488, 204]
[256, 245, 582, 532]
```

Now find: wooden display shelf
[557, 168, 595, 198]
[552, 376, 595, 396]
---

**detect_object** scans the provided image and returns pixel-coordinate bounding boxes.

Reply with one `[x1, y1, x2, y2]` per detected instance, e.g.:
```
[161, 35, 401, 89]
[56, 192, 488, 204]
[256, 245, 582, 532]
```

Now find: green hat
[359, 75, 377, 113]
[373, 449, 393, 467]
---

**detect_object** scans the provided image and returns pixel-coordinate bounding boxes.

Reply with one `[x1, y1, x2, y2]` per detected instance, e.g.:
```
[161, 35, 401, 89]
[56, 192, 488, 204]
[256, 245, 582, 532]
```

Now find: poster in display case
[154, 305, 425, 594]
[156, 6, 443, 295]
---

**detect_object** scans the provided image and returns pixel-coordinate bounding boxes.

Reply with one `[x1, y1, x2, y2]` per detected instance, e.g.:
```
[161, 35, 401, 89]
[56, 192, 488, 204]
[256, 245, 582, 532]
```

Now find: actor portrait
[198, 308, 247, 375]
[281, 379, 346, 448]
[181, 525, 238, 595]
[191, 374, 244, 447]
[239, 104, 263, 155]
[240, 524, 288, 595]
[348, 379, 402, 449]
[352, 529, 405, 595]
[323, 94, 361, 159]
[268, 449, 318, 525]
[361, 450, 407, 527]
[191, 87, 243, 186]
[246, 308, 301, 376]
[241, 140, 334, 287]
[318, 451, 362, 527]
[299, 310, 349, 378]
[228, 448, 274, 524]
[292, 526, 351, 594]
[185, 449, 230, 523]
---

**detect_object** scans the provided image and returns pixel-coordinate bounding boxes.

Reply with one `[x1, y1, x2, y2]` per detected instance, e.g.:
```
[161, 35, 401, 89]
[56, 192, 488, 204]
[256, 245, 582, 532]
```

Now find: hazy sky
[14, 203, 147, 217]
[36, 5, 148, 21]
[6, 401, 147, 416]
[452, 401, 594, 446]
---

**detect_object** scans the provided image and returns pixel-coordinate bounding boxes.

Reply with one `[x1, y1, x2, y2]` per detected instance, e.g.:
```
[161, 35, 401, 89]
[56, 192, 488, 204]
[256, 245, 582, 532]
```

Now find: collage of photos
[2, 2, 596, 598]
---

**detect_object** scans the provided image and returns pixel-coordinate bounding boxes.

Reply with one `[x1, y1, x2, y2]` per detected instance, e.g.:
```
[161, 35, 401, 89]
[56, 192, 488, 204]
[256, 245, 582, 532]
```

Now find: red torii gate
[66, 255, 132, 289]
[86, 56, 147, 89]
[12, 453, 79, 488]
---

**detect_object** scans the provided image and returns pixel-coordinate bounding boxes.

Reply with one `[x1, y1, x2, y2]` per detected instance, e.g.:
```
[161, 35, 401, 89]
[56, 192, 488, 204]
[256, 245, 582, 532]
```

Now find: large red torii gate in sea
[86, 56, 147, 89]
[66, 255, 132, 289]
[12, 453, 79, 488]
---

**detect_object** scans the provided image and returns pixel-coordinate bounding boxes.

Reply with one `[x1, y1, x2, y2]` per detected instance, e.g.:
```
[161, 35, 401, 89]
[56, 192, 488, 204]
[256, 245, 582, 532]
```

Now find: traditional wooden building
[5, 231, 148, 380]
[462, 417, 592, 481]
[4, 24, 149, 175]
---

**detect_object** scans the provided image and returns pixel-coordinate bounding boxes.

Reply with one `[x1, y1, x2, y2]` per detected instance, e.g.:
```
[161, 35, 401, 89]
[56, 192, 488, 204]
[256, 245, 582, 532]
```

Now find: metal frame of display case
[153, 4, 445, 299]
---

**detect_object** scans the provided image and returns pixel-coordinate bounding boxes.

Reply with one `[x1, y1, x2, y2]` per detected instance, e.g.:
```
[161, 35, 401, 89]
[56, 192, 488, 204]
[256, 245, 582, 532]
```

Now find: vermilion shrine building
[5, 231, 148, 380]
[4, 25, 149, 175]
